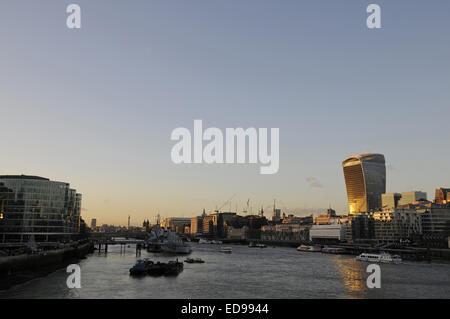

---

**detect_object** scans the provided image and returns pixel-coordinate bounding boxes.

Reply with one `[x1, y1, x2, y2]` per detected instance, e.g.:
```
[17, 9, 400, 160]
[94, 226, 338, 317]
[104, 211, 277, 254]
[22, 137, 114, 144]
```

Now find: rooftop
[0, 175, 49, 181]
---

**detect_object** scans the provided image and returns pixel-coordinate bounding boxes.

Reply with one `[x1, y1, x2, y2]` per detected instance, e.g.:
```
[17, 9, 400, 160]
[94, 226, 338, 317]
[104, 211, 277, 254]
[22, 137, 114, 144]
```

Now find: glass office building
[342, 153, 386, 215]
[0, 175, 82, 243]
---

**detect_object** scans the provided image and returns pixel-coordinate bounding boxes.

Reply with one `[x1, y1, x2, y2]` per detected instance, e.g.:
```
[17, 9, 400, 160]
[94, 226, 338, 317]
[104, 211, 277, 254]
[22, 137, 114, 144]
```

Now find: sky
[1, 1, 449, 226]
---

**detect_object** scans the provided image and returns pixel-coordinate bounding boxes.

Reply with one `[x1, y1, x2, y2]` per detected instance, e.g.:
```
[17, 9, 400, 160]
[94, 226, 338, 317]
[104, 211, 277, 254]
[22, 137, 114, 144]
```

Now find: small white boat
[220, 247, 232, 254]
[356, 252, 402, 264]
[297, 245, 321, 252]
[199, 239, 222, 245]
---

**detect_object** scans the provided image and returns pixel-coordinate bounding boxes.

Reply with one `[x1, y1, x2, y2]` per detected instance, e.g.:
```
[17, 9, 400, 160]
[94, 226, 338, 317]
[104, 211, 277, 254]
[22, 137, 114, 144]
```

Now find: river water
[1, 243, 449, 299]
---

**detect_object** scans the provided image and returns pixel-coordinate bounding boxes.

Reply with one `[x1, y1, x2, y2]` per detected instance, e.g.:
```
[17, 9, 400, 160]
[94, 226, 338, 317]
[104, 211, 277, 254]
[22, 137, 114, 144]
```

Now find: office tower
[382, 193, 402, 210]
[0, 175, 82, 243]
[434, 188, 450, 204]
[342, 153, 386, 215]
[398, 191, 427, 206]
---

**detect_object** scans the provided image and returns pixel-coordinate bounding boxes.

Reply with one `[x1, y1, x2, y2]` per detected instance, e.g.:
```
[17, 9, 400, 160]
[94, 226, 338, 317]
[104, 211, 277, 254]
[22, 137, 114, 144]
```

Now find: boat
[321, 247, 345, 254]
[146, 229, 164, 252]
[184, 257, 205, 264]
[164, 260, 184, 276]
[356, 252, 402, 264]
[297, 245, 321, 252]
[220, 247, 232, 254]
[161, 231, 192, 255]
[199, 239, 222, 244]
[147, 261, 167, 276]
[249, 242, 267, 248]
[147, 242, 163, 253]
[129, 259, 153, 276]
[146, 259, 184, 276]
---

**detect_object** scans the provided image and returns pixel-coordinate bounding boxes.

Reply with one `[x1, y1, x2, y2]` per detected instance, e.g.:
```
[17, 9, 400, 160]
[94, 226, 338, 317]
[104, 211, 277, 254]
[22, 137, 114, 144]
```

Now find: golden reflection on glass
[332, 256, 368, 299]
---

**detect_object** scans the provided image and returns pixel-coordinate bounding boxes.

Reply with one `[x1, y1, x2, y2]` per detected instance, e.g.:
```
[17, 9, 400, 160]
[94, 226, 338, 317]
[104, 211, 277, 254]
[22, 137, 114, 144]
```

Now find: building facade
[373, 210, 422, 243]
[160, 217, 191, 233]
[398, 191, 427, 207]
[381, 193, 402, 210]
[190, 216, 203, 235]
[0, 175, 82, 243]
[434, 188, 450, 205]
[309, 224, 347, 242]
[342, 153, 386, 215]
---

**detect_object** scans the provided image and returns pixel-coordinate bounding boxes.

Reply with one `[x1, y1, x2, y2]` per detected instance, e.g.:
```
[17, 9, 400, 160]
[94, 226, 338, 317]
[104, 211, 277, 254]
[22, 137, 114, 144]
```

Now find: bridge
[87, 231, 148, 254]
[88, 231, 149, 241]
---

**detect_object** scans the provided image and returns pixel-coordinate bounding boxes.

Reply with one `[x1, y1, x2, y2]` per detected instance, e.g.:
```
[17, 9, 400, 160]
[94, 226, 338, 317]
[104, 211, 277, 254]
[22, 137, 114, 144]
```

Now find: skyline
[1, 0, 450, 225]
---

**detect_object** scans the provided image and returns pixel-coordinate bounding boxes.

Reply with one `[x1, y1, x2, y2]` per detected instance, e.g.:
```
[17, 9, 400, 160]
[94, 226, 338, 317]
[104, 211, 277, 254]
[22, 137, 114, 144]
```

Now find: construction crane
[215, 193, 237, 213]
[242, 198, 251, 215]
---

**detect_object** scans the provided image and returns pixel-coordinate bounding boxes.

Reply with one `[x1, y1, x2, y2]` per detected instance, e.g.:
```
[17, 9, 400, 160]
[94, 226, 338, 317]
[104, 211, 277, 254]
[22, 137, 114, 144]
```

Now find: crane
[215, 193, 237, 213]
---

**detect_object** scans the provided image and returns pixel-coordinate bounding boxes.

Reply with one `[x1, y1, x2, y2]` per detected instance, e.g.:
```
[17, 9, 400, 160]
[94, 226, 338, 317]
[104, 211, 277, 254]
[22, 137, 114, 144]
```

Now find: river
[1, 243, 449, 299]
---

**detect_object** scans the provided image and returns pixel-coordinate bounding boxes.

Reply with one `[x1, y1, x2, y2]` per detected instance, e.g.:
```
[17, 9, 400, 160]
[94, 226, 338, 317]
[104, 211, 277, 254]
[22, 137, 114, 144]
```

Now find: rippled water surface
[1, 243, 449, 299]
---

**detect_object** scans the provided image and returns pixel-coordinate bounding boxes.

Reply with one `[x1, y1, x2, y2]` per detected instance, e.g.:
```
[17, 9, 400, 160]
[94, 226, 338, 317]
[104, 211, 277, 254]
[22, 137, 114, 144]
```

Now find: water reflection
[331, 256, 368, 298]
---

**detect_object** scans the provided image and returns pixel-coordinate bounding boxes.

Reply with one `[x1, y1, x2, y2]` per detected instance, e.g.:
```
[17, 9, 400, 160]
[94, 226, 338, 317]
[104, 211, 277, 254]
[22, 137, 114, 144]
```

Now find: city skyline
[1, 1, 450, 225]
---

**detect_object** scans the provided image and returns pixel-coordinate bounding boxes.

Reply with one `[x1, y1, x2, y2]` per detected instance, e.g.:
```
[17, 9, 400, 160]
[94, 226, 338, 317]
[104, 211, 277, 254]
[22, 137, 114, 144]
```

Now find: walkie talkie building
[342, 153, 386, 215]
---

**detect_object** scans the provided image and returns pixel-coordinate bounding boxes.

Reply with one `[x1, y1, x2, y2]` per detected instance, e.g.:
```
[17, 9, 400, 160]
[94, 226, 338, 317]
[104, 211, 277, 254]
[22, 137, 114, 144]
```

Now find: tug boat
[129, 259, 153, 276]
[147, 261, 167, 276]
[147, 259, 184, 276]
[164, 260, 184, 276]
[356, 252, 402, 264]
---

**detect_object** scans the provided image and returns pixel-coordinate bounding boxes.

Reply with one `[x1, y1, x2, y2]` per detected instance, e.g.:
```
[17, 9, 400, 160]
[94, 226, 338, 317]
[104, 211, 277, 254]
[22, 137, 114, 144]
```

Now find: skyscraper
[342, 153, 386, 215]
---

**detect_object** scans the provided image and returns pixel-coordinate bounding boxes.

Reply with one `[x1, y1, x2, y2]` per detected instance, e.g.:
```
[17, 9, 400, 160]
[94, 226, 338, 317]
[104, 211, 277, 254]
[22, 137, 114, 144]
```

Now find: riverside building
[0, 175, 82, 244]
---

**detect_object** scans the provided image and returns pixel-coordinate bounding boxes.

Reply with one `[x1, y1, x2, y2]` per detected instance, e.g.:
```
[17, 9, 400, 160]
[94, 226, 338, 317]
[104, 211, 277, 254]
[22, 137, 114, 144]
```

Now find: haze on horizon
[1, 1, 449, 226]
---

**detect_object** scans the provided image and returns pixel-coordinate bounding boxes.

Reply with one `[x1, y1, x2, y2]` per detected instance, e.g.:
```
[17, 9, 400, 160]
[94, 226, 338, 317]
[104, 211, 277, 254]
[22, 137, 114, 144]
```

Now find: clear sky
[1, 1, 449, 226]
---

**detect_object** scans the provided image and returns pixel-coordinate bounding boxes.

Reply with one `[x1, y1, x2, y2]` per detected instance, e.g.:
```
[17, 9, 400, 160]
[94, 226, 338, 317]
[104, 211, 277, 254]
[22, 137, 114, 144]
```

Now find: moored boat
[297, 245, 321, 252]
[220, 247, 232, 254]
[184, 258, 205, 264]
[161, 231, 192, 255]
[164, 260, 184, 276]
[146, 259, 184, 276]
[129, 259, 153, 276]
